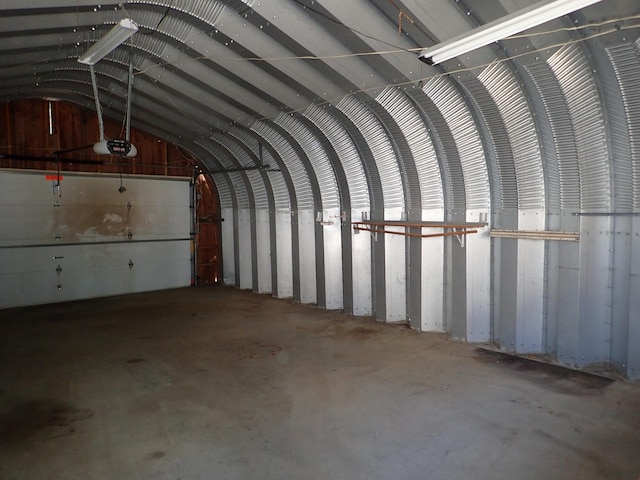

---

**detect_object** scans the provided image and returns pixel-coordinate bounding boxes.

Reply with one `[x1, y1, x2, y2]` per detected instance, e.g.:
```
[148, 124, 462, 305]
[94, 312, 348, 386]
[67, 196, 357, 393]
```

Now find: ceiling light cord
[126, 59, 134, 142]
[89, 65, 105, 142]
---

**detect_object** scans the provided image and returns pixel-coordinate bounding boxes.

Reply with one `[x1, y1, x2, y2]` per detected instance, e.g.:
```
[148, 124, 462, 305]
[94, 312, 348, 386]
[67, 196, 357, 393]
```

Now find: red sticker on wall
[45, 175, 63, 181]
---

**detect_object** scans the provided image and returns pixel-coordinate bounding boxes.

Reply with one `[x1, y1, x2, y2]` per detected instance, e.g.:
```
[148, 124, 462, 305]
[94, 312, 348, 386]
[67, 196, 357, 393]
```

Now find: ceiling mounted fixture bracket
[80, 22, 139, 158]
[78, 18, 138, 65]
[418, 0, 602, 65]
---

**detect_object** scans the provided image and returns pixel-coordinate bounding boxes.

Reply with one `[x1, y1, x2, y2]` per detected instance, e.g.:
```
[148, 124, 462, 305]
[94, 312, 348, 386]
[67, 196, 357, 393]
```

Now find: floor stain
[474, 348, 613, 395]
[0, 399, 94, 444]
[126, 358, 145, 363]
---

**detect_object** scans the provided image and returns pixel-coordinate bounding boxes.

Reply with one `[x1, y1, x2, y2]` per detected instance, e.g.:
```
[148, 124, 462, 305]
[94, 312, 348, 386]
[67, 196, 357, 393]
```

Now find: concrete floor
[0, 286, 639, 480]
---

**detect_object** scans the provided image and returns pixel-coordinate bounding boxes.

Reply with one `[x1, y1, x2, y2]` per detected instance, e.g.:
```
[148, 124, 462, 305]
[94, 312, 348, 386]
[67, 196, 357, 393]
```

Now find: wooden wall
[1, 99, 221, 284]
[1, 99, 191, 176]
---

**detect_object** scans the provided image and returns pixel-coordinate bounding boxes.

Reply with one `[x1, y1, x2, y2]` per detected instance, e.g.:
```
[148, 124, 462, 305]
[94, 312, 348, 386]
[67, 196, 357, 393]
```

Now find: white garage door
[0, 169, 192, 308]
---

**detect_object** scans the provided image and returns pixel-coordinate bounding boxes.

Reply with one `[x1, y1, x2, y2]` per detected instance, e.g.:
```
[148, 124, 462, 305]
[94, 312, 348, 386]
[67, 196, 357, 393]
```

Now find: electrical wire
[290, 0, 415, 53]
[243, 21, 640, 125]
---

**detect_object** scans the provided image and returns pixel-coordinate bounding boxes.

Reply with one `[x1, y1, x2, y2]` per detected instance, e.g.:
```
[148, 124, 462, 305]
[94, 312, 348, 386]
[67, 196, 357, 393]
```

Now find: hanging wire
[125, 55, 134, 142]
[89, 64, 105, 141]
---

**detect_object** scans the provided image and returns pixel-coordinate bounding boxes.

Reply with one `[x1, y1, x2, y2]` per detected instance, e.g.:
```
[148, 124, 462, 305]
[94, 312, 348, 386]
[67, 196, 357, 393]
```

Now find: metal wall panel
[297, 209, 317, 304]
[478, 62, 546, 354]
[384, 207, 406, 322]
[237, 208, 253, 289]
[420, 209, 445, 331]
[577, 219, 613, 367]
[275, 113, 342, 309]
[350, 209, 372, 316]
[321, 208, 344, 310]
[213, 133, 272, 210]
[629, 218, 640, 378]
[606, 42, 640, 378]
[255, 209, 272, 294]
[465, 210, 491, 342]
[548, 45, 613, 368]
[221, 207, 236, 285]
[275, 210, 294, 298]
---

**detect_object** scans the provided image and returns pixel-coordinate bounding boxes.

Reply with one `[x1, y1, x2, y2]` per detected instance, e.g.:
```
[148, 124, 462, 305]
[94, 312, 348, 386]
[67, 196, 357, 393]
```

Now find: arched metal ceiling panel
[376, 87, 442, 212]
[188, 143, 236, 210]
[406, 89, 465, 213]
[304, 105, 370, 211]
[306, 0, 426, 86]
[526, 62, 579, 211]
[275, 113, 340, 210]
[228, 127, 293, 211]
[459, 79, 516, 213]
[248, 2, 388, 97]
[607, 42, 640, 209]
[326, 106, 383, 215]
[195, 140, 252, 209]
[212, 133, 272, 211]
[252, 121, 316, 211]
[478, 62, 545, 211]
[548, 44, 610, 211]
[423, 76, 490, 211]
[337, 95, 404, 211]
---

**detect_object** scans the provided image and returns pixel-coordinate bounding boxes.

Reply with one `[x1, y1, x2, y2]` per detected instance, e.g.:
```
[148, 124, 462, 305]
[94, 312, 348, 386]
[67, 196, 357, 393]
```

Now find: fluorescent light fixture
[418, 0, 602, 65]
[78, 18, 138, 65]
